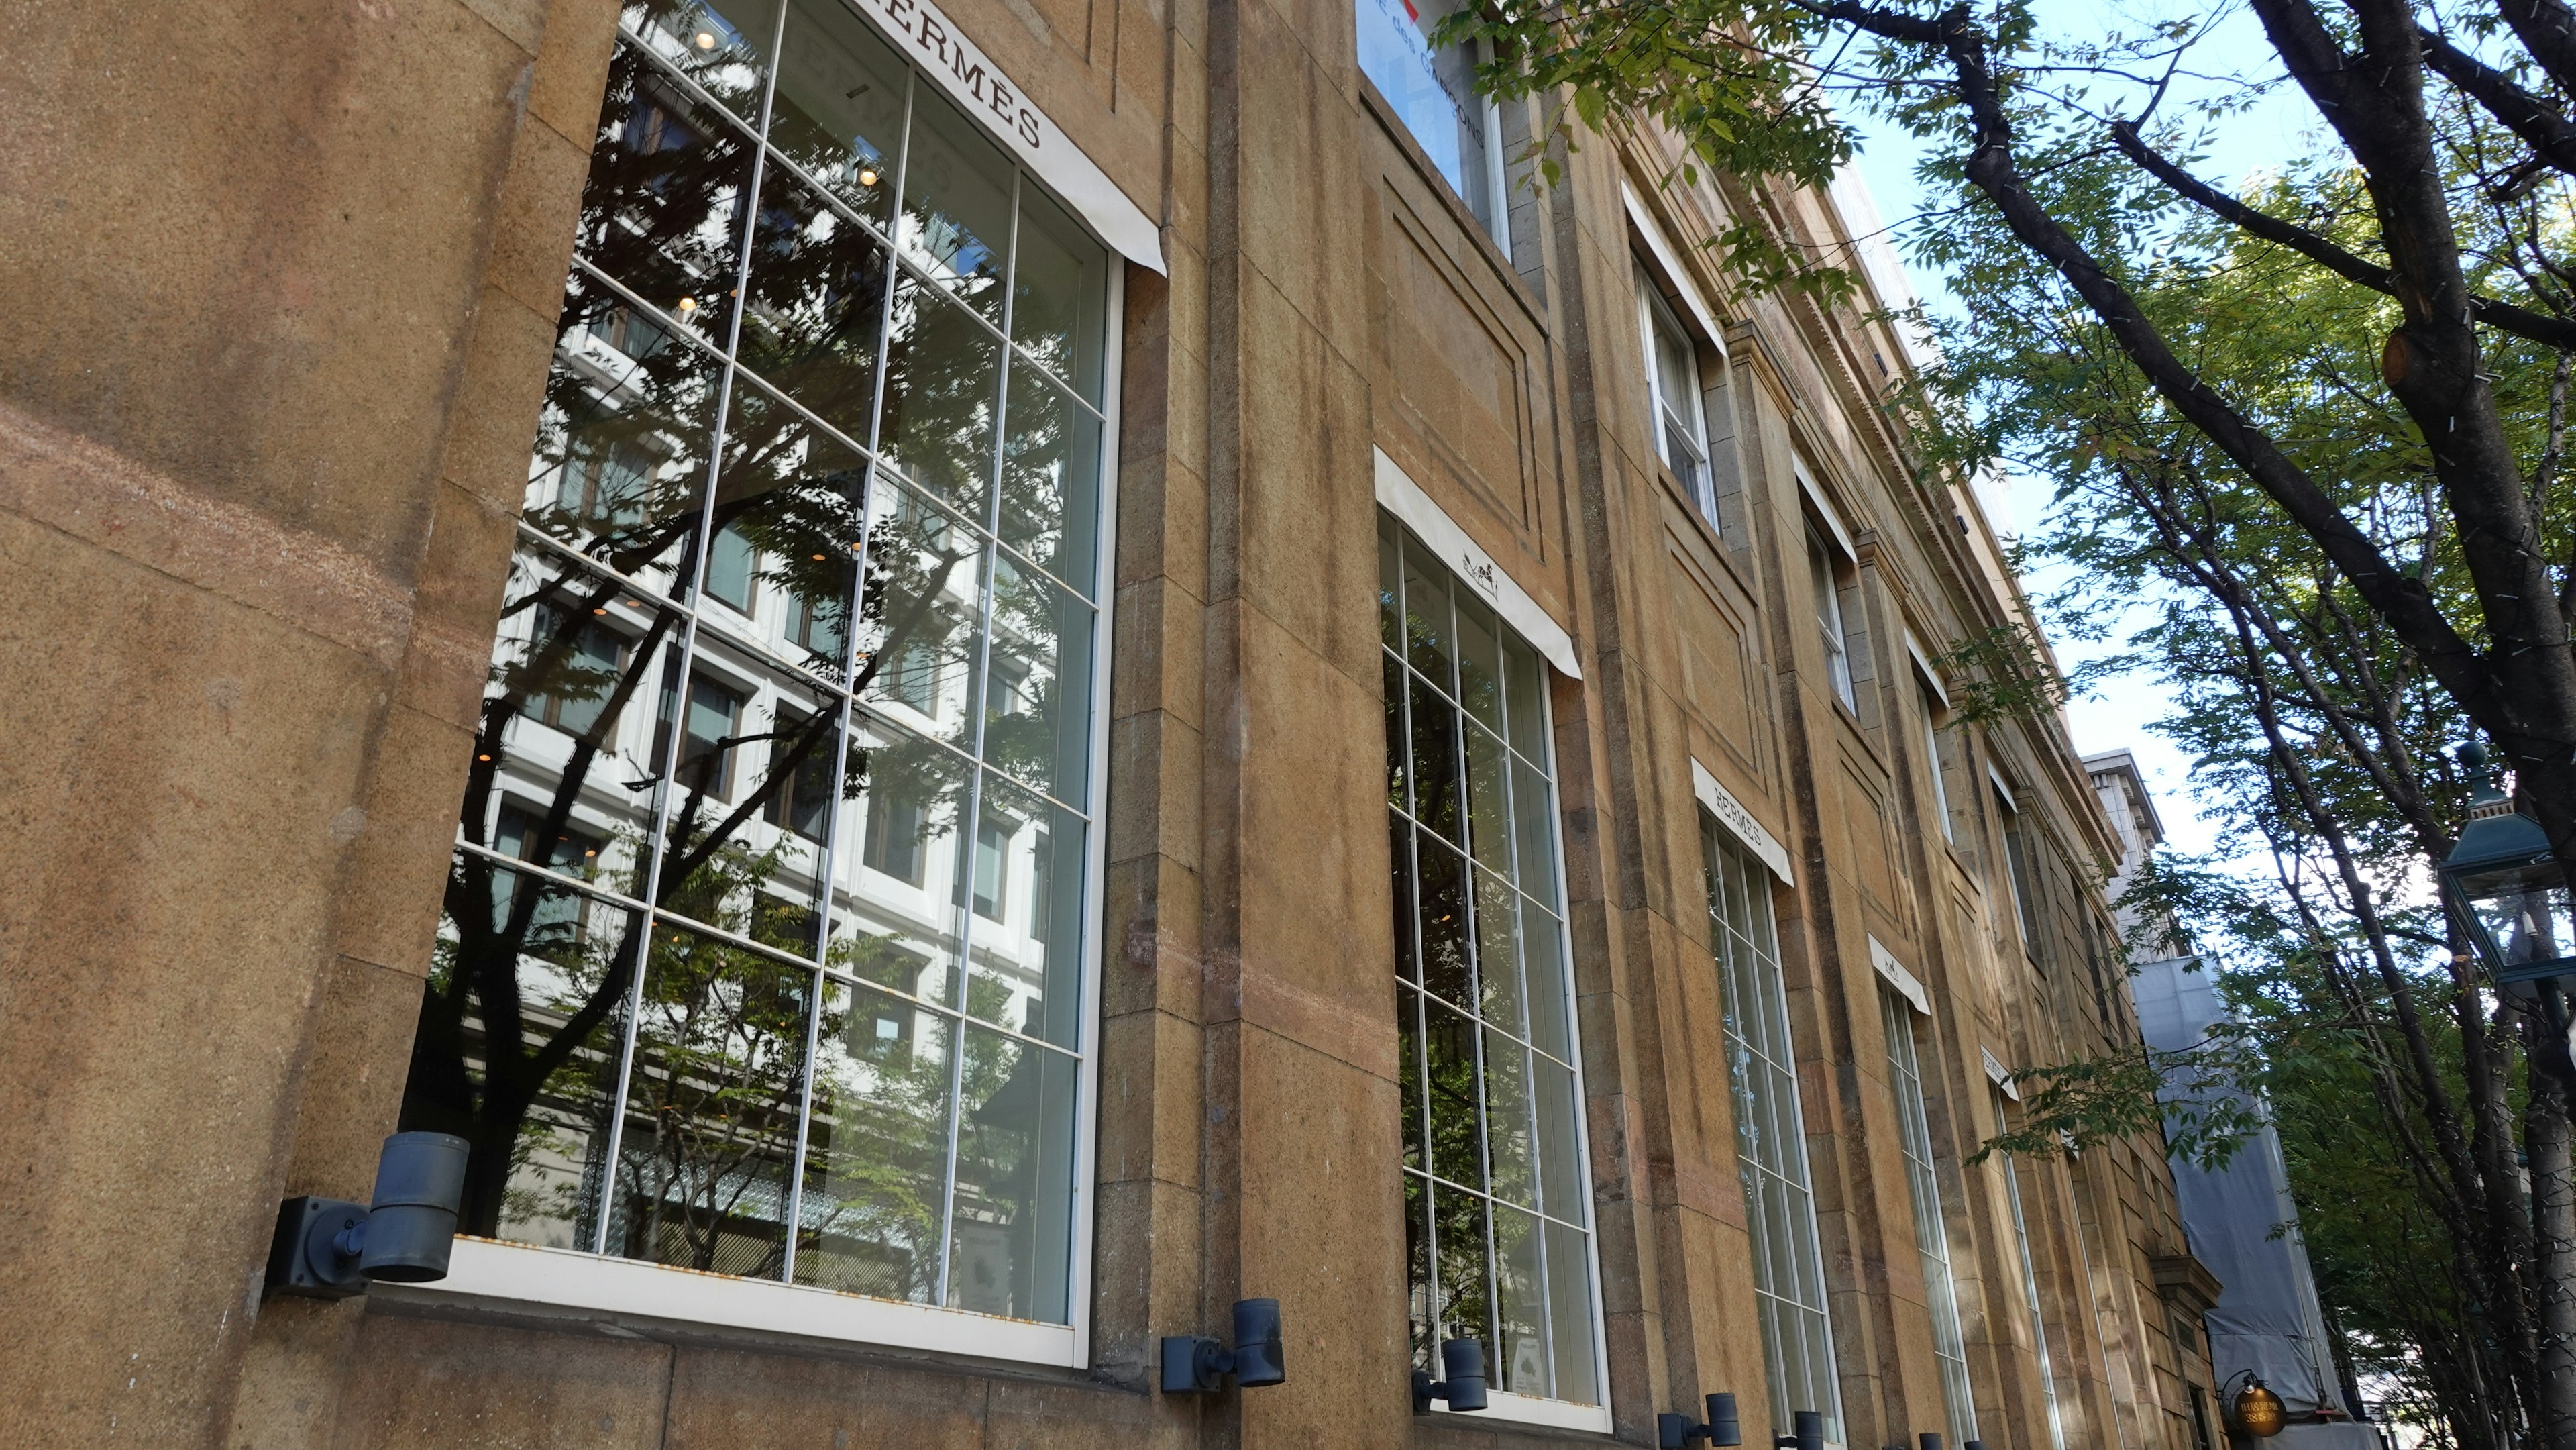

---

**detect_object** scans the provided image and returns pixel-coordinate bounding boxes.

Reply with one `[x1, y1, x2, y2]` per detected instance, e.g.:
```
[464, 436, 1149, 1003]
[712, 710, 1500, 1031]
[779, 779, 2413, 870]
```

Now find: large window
[1703, 821, 1845, 1444]
[1356, 0, 1509, 252]
[1883, 992, 1977, 1449]
[1637, 262, 1713, 522]
[402, 0, 1112, 1341]
[1998, 1090, 2070, 1450]
[1808, 529, 1858, 713]
[1380, 515, 1605, 1419]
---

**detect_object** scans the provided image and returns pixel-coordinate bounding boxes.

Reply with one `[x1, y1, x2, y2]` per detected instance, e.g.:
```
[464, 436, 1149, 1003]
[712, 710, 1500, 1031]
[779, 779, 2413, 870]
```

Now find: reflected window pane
[532, 271, 725, 584]
[1011, 185, 1108, 403]
[965, 772, 1086, 1047]
[796, 977, 953, 1302]
[898, 88, 1013, 323]
[622, 0, 782, 119]
[767, 0, 908, 227]
[836, 711, 973, 1008]
[879, 272, 1005, 523]
[998, 367, 1104, 592]
[403, 858, 639, 1251]
[949, 1028, 1078, 1322]
[741, 173, 892, 442]
[581, 42, 761, 345]
[605, 923, 811, 1280]
[703, 382, 869, 674]
[985, 552, 1095, 807]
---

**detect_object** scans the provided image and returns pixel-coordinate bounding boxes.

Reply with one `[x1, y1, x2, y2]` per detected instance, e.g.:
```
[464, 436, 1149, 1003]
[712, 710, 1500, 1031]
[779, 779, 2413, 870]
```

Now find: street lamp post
[2439, 743, 2576, 1083]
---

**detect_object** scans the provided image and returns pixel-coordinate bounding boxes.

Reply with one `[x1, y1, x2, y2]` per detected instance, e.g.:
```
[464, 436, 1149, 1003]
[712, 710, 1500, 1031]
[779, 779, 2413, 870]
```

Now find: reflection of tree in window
[522, 607, 628, 737]
[762, 706, 835, 841]
[657, 666, 744, 799]
[702, 522, 759, 612]
[1029, 831, 1051, 943]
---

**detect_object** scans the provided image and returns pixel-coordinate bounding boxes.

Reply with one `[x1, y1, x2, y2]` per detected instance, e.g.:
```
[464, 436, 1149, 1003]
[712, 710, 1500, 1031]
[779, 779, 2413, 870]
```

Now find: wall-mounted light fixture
[264, 1132, 468, 1299]
[2227, 1372, 2288, 1438]
[1919, 1433, 1947, 1450]
[1660, 1391, 1742, 1447]
[1161, 1298, 1287, 1394]
[1774, 1409, 1825, 1450]
[1411, 1337, 1489, 1413]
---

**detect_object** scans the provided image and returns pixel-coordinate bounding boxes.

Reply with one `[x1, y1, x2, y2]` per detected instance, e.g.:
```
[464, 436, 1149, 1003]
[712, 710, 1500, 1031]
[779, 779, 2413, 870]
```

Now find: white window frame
[1809, 527, 1857, 712]
[1637, 262, 1715, 521]
[402, 1, 1129, 1368]
[1998, 1090, 2071, 1450]
[1882, 988, 1978, 1449]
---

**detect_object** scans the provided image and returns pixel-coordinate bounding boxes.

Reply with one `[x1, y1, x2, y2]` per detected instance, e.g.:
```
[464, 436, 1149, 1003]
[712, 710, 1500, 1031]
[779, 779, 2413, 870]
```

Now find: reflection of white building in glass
[410, 0, 1114, 1341]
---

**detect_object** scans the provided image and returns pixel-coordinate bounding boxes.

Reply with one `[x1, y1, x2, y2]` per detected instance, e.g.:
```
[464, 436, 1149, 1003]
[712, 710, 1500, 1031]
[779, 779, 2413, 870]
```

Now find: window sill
[396, 1237, 1081, 1368]
[1428, 1387, 1615, 1435]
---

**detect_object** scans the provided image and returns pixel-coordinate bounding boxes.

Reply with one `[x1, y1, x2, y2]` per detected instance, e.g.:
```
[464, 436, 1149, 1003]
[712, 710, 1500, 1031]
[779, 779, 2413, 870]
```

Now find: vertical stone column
[0, 1, 615, 1443]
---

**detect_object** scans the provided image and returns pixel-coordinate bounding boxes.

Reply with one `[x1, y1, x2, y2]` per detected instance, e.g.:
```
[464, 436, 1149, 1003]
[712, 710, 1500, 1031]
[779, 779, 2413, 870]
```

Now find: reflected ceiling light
[858, 167, 879, 187]
[691, 24, 720, 50]
[592, 607, 608, 615]
[812, 552, 828, 561]
[477, 754, 493, 762]
[676, 296, 698, 314]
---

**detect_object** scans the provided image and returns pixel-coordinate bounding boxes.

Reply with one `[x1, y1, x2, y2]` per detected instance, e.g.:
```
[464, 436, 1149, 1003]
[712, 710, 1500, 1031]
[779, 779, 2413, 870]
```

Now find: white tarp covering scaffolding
[2134, 957, 2353, 1418]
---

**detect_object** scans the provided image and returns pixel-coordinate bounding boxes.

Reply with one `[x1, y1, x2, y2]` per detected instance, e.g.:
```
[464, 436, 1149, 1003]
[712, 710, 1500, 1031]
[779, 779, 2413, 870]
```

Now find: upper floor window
[1919, 682, 1953, 842]
[1998, 786, 2043, 960]
[403, 0, 1114, 1354]
[1356, 0, 1510, 254]
[1808, 529, 1857, 713]
[1883, 990, 1977, 1449]
[1379, 513, 1607, 1424]
[1703, 819, 1845, 1446]
[1636, 263, 1713, 522]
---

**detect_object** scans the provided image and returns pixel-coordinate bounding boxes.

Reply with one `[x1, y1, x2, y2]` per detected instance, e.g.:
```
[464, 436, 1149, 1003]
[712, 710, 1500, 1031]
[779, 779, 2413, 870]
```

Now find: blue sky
[1837, 0, 2325, 858]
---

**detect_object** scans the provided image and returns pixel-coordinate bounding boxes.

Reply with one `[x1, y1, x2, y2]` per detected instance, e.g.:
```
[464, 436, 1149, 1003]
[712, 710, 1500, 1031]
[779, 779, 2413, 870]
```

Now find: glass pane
[1433, 1179, 1495, 1351]
[1545, 1217, 1599, 1404]
[833, 711, 973, 1008]
[1409, 675, 1463, 845]
[856, 476, 989, 747]
[1352, 0, 1497, 234]
[998, 365, 1104, 592]
[1464, 719, 1511, 877]
[1417, 833, 1473, 1011]
[1455, 594, 1504, 735]
[1379, 517, 1405, 651]
[767, 0, 908, 228]
[964, 771, 1085, 1047]
[985, 551, 1096, 807]
[604, 923, 810, 1280]
[1398, 984, 1428, 1172]
[404, 858, 638, 1251]
[654, 649, 842, 953]
[475, 545, 681, 883]
[533, 273, 724, 584]
[1012, 185, 1109, 403]
[1493, 1203, 1548, 1397]
[1472, 866, 1523, 1035]
[582, 41, 761, 346]
[622, 0, 781, 119]
[1534, 1054, 1583, 1223]
[1482, 1028, 1534, 1208]
[878, 270, 1006, 521]
[1401, 538, 1454, 690]
[1512, 756, 1557, 909]
[702, 380, 869, 672]
[795, 976, 953, 1302]
[1390, 815, 1420, 986]
[739, 172, 892, 443]
[949, 1027, 1079, 1323]
[1422, 996, 1484, 1190]
[1406, 1172, 1438, 1371]
[898, 87, 1013, 323]
[1383, 652, 1411, 813]
[1522, 902, 1570, 1064]
[1501, 633, 1544, 761]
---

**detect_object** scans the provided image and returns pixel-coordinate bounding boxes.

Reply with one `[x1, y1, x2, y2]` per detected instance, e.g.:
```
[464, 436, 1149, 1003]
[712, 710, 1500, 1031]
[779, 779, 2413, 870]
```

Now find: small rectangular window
[1636, 263, 1713, 523]
[1809, 530, 1856, 712]
[863, 784, 929, 886]
[1354, 0, 1510, 254]
[704, 521, 758, 613]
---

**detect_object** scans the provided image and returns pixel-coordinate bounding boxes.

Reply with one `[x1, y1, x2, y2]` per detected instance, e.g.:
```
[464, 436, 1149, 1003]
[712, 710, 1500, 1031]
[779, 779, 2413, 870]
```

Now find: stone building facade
[0, 0, 2218, 1446]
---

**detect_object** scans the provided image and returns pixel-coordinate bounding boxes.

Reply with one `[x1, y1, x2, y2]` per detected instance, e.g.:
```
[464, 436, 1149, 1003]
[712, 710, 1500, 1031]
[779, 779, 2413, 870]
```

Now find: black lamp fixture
[2224, 1371, 2288, 1439]
[1919, 1434, 1947, 1450]
[1660, 1391, 1742, 1448]
[1161, 1298, 1287, 1394]
[1411, 1337, 1489, 1413]
[265, 1131, 469, 1299]
[1774, 1410, 1825, 1450]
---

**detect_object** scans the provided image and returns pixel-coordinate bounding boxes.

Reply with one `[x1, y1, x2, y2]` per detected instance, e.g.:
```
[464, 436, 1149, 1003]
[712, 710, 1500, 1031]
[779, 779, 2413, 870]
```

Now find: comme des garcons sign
[851, 0, 1165, 270]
